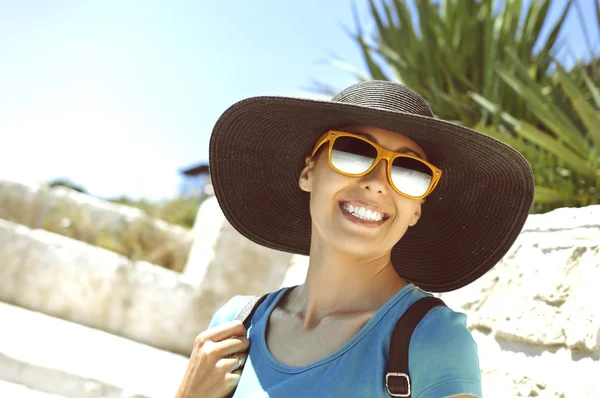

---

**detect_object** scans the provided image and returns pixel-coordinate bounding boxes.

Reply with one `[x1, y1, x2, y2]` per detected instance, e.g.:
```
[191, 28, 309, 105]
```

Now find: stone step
[0, 380, 66, 398]
[0, 302, 189, 398]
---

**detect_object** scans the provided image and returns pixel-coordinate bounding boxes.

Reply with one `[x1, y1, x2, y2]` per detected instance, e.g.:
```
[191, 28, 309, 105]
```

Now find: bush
[40, 199, 194, 272]
[109, 196, 201, 229]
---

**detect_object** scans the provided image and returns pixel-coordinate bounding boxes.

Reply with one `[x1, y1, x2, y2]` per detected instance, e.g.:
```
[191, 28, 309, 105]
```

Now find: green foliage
[334, 0, 572, 126]
[40, 200, 193, 272]
[109, 196, 201, 228]
[471, 56, 600, 213]
[0, 185, 199, 272]
[326, 0, 600, 212]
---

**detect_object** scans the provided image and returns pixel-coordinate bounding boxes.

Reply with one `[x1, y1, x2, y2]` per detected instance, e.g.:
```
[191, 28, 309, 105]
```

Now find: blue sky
[0, 0, 597, 200]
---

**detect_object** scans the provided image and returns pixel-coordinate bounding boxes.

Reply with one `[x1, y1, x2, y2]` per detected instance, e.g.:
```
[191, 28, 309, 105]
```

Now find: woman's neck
[285, 242, 408, 330]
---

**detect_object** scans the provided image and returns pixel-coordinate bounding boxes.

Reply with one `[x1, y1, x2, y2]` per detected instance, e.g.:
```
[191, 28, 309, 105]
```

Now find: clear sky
[1, 0, 597, 200]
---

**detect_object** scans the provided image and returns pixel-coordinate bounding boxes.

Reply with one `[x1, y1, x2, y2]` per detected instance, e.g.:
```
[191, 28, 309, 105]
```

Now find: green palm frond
[471, 58, 600, 212]
[318, 0, 600, 212]
[323, 0, 573, 126]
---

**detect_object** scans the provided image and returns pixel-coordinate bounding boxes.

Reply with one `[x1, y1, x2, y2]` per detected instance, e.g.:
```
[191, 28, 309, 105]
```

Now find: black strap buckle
[385, 372, 411, 397]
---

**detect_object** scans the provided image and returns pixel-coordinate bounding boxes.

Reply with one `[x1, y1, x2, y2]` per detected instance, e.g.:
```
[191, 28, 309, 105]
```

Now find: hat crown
[332, 80, 434, 118]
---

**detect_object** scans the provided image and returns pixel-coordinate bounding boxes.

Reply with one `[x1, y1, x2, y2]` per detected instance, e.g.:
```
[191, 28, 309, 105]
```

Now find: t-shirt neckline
[257, 283, 417, 374]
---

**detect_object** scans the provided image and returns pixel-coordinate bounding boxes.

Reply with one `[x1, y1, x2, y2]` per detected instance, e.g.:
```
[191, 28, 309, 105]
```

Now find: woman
[174, 81, 534, 397]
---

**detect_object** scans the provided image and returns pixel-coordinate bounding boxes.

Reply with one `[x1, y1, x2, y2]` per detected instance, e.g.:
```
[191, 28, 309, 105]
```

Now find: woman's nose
[359, 159, 389, 194]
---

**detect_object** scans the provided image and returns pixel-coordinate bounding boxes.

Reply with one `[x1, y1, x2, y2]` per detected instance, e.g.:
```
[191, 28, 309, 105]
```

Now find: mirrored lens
[391, 157, 433, 197]
[330, 137, 377, 175]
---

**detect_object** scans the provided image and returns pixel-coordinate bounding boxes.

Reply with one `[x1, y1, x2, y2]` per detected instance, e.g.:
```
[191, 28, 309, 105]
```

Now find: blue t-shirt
[208, 283, 483, 398]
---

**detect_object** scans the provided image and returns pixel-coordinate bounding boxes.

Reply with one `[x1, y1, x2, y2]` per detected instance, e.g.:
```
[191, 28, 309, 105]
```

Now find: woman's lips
[339, 202, 387, 227]
[339, 200, 388, 218]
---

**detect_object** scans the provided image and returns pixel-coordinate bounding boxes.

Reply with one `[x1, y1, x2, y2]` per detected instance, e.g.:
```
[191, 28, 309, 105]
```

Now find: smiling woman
[173, 80, 535, 398]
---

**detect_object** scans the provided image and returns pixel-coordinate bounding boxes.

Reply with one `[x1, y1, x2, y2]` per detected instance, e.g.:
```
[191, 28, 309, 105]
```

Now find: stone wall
[1, 181, 598, 396]
[183, 196, 294, 292]
[0, 301, 188, 398]
[0, 179, 193, 272]
[0, 198, 295, 356]
[0, 218, 208, 355]
[438, 206, 600, 397]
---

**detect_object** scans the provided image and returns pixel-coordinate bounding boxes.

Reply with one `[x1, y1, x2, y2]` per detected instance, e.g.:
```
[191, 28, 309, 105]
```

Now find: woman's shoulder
[207, 294, 258, 329]
[406, 289, 478, 360]
[207, 287, 287, 329]
[402, 286, 472, 335]
[418, 300, 471, 334]
[405, 292, 483, 397]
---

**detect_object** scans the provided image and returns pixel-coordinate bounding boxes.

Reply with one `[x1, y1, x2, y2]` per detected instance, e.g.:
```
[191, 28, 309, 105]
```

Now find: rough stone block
[0, 218, 208, 355]
[183, 196, 295, 301]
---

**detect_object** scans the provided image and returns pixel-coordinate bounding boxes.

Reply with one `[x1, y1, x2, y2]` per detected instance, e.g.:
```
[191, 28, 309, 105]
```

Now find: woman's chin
[330, 233, 390, 258]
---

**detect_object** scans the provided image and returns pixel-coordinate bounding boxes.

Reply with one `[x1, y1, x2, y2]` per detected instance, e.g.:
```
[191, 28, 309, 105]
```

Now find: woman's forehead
[340, 125, 427, 159]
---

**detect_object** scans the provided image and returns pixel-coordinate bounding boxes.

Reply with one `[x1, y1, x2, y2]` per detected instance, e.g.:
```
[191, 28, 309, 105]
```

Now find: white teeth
[342, 203, 384, 222]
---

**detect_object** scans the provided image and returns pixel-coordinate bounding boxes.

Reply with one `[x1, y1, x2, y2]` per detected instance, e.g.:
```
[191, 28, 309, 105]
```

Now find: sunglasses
[310, 130, 442, 200]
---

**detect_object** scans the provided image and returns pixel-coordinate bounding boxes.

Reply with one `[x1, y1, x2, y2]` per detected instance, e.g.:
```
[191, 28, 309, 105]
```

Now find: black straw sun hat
[209, 80, 534, 293]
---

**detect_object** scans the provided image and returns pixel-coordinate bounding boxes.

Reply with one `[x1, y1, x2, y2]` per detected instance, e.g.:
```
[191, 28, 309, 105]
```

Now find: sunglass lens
[391, 157, 433, 197]
[330, 137, 377, 175]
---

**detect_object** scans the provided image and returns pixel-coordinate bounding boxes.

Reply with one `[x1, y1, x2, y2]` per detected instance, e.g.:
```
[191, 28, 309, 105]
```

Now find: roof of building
[180, 163, 209, 176]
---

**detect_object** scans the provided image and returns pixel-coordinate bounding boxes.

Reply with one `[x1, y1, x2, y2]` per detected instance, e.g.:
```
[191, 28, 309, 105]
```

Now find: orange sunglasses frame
[310, 130, 443, 200]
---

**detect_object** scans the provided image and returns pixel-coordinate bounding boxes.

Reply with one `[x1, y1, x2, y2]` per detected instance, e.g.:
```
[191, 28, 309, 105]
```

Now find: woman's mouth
[339, 201, 389, 226]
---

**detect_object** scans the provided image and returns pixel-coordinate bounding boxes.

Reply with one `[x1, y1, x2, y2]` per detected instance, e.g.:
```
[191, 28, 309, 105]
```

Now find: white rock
[439, 206, 600, 397]
[0, 301, 187, 398]
[0, 218, 204, 355]
[0, 179, 193, 272]
[1, 178, 599, 398]
[183, 195, 295, 297]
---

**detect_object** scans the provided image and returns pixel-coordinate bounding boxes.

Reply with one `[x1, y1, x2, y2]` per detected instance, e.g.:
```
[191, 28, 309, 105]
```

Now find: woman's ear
[299, 156, 314, 193]
[408, 202, 423, 227]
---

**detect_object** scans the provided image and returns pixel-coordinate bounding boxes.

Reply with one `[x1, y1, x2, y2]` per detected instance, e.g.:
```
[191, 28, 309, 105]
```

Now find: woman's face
[299, 125, 428, 258]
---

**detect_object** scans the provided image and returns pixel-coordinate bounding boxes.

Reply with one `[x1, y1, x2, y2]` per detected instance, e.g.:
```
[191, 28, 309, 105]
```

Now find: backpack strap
[235, 286, 298, 328]
[386, 296, 446, 397]
[226, 292, 274, 398]
[235, 293, 269, 329]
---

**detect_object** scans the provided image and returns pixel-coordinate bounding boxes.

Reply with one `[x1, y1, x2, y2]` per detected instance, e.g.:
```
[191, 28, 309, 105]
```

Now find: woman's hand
[174, 320, 249, 398]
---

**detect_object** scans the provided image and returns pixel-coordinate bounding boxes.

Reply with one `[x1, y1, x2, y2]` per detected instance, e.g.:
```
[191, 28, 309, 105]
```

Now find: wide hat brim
[209, 82, 534, 293]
